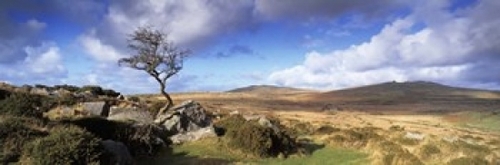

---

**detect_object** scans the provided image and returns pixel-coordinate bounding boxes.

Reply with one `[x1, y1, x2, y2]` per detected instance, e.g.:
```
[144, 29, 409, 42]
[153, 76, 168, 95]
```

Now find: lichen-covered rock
[170, 126, 217, 144]
[107, 107, 154, 124]
[82, 101, 110, 116]
[155, 100, 212, 135]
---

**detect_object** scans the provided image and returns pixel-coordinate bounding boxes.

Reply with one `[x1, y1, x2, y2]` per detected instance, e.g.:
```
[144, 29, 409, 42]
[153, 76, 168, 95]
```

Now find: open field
[140, 82, 500, 164]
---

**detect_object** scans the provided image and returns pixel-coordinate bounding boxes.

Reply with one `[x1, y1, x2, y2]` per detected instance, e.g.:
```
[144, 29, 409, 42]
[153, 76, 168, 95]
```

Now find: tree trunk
[157, 82, 173, 116]
[161, 89, 173, 109]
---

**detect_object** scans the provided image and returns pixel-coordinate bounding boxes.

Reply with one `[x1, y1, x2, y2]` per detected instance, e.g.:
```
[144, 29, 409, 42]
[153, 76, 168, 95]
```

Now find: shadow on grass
[298, 138, 326, 155]
[137, 147, 232, 165]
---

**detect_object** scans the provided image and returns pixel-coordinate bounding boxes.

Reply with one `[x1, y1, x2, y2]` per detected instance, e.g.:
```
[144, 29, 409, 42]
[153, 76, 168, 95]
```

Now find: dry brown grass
[138, 87, 500, 164]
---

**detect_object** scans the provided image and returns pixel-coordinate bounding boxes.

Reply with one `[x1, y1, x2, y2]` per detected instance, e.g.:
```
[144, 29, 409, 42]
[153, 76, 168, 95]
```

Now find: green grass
[138, 138, 369, 165]
[257, 147, 369, 165]
[457, 111, 500, 132]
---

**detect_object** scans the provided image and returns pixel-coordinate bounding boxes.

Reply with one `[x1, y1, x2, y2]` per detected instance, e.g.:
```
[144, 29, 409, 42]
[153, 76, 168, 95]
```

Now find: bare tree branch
[118, 26, 191, 113]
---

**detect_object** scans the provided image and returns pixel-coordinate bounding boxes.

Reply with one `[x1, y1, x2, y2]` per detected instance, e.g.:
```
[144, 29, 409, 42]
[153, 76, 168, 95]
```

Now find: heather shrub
[0, 117, 47, 163]
[0, 92, 55, 118]
[214, 114, 246, 136]
[216, 115, 297, 157]
[21, 125, 102, 165]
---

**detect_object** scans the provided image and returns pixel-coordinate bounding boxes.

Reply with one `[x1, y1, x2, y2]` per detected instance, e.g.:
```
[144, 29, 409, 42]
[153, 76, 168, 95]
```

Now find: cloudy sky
[1, 0, 499, 94]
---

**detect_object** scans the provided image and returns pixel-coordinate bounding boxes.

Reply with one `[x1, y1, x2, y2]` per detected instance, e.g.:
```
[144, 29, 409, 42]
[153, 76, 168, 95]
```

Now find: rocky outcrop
[155, 100, 212, 135]
[82, 101, 110, 116]
[170, 126, 217, 144]
[30, 88, 49, 95]
[107, 107, 154, 124]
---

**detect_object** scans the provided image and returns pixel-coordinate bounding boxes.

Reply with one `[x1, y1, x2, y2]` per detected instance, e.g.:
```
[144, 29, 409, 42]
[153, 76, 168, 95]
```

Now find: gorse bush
[21, 125, 103, 165]
[235, 122, 273, 157]
[0, 117, 47, 164]
[0, 92, 55, 118]
[216, 115, 297, 157]
[214, 114, 247, 136]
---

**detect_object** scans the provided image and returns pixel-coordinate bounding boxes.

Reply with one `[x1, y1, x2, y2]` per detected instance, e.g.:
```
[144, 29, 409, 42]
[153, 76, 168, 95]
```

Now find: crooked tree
[118, 26, 190, 113]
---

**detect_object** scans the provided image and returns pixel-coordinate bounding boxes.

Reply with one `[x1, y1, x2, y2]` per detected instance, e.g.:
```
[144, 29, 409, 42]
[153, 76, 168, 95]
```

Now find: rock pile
[155, 100, 215, 144]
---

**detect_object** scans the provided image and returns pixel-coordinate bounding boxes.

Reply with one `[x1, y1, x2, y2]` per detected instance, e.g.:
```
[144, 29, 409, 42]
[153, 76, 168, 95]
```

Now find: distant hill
[321, 81, 500, 99]
[315, 81, 500, 113]
[227, 85, 315, 94]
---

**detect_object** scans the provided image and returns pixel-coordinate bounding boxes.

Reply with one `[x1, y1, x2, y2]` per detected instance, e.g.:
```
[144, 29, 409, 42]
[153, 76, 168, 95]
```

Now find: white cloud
[0, 42, 67, 84]
[270, 0, 500, 90]
[24, 43, 65, 74]
[0, 18, 46, 63]
[26, 19, 47, 30]
[79, 31, 124, 62]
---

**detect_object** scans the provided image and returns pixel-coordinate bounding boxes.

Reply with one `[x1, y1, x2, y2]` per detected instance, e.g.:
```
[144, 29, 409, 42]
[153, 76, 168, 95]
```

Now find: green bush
[214, 115, 247, 136]
[67, 117, 165, 156]
[0, 92, 55, 118]
[233, 122, 273, 157]
[216, 115, 297, 157]
[21, 125, 103, 165]
[447, 157, 489, 165]
[0, 117, 47, 163]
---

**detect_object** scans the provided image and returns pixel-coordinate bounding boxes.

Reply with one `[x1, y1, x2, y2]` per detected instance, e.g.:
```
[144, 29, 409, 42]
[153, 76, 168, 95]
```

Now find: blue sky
[1, 0, 500, 94]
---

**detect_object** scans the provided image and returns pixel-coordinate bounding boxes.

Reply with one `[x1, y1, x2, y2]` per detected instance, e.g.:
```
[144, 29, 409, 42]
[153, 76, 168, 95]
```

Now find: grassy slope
[139, 138, 368, 165]
[259, 147, 368, 165]
[454, 111, 500, 132]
